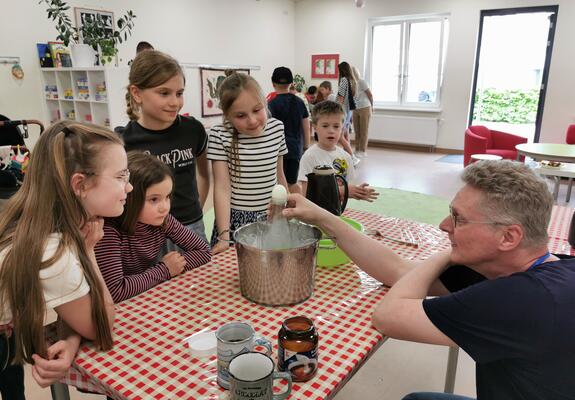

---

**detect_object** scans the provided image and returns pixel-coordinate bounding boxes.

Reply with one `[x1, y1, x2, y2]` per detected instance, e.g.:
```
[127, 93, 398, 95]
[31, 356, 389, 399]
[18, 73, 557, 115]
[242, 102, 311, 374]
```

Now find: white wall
[0, 0, 295, 145]
[294, 0, 575, 149]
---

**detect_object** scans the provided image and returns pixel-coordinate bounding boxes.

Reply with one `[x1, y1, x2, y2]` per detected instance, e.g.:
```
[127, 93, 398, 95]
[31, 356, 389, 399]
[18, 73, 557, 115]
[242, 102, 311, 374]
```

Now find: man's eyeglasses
[449, 205, 504, 228]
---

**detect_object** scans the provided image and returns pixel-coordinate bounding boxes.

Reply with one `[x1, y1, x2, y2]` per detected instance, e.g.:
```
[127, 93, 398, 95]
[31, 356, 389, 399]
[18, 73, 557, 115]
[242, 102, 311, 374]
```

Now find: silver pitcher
[234, 221, 322, 306]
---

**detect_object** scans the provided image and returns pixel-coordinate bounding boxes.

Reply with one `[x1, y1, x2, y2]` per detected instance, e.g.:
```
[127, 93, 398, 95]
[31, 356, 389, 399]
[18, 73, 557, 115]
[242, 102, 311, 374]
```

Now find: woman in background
[351, 66, 374, 158]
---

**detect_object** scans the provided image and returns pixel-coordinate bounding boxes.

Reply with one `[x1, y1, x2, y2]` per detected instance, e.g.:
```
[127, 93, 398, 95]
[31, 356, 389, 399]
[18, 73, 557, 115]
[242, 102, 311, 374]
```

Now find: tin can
[277, 316, 318, 382]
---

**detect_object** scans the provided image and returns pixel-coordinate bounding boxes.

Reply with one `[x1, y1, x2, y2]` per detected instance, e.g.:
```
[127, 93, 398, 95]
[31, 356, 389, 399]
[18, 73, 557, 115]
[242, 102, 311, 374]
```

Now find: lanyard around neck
[526, 251, 550, 271]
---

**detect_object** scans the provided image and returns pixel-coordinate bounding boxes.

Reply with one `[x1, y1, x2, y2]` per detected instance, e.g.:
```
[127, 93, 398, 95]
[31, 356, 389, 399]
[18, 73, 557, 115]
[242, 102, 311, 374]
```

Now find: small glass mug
[229, 352, 292, 400]
[216, 321, 272, 389]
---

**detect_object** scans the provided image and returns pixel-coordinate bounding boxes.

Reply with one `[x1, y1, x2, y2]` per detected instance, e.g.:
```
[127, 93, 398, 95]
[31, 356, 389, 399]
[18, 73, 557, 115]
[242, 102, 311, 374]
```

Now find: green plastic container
[316, 216, 363, 267]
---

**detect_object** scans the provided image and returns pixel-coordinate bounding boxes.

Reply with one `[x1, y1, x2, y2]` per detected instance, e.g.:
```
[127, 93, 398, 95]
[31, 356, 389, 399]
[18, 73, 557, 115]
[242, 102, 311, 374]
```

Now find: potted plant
[293, 74, 307, 93]
[39, 0, 136, 65]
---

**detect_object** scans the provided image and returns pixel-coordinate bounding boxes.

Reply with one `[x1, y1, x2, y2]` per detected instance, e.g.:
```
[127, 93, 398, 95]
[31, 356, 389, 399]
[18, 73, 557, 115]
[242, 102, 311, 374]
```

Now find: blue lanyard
[527, 251, 550, 271]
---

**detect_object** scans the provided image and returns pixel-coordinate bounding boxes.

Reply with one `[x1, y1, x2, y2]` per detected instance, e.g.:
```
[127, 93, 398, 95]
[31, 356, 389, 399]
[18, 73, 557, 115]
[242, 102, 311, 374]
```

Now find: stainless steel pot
[234, 221, 322, 306]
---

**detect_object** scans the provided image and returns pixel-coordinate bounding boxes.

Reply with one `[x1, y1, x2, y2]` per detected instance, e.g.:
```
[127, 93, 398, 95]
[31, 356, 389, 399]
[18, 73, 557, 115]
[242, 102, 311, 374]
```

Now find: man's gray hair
[462, 160, 553, 247]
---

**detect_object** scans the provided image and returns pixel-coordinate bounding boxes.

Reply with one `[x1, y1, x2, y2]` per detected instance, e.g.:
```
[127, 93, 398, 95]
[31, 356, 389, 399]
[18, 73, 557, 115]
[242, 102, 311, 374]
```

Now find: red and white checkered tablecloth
[61, 206, 573, 399]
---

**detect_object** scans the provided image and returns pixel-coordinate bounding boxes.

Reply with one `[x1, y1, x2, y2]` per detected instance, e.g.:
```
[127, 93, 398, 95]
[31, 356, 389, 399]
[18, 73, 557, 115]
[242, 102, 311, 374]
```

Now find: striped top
[207, 118, 288, 211]
[94, 214, 211, 303]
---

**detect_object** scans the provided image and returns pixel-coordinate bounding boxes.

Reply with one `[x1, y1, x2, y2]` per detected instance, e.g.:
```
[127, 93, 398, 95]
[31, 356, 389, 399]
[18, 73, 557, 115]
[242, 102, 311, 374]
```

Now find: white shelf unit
[40, 67, 130, 130]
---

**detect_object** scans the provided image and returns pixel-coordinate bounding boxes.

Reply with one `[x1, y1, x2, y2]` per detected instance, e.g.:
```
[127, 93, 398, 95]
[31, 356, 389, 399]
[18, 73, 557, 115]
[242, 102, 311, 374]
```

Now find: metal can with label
[277, 316, 318, 382]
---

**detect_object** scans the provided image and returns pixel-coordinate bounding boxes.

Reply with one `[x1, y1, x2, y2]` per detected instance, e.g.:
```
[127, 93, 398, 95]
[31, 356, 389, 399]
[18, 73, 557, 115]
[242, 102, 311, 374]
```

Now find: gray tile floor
[25, 147, 573, 399]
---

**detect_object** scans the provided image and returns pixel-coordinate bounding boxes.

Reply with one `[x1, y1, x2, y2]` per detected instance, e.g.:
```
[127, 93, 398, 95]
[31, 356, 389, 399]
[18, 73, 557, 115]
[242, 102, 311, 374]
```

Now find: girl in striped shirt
[208, 72, 288, 254]
[95, 152, 211, 303]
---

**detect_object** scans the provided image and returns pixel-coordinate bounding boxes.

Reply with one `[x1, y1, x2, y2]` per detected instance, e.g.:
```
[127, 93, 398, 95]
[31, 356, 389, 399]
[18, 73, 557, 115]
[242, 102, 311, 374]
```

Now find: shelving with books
[39, 67, 129, 129]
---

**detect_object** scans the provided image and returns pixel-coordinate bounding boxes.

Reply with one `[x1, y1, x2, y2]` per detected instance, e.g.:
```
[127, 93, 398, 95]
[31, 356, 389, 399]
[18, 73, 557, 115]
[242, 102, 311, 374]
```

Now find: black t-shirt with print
[116, 115, 208, 225]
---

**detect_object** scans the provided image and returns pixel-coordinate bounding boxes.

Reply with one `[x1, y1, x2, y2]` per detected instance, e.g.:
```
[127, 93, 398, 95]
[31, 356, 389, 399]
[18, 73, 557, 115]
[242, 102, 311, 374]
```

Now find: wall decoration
[200, 68, 250, 117]
[74, 8, 115, 41]
[311, 54, 339, 79]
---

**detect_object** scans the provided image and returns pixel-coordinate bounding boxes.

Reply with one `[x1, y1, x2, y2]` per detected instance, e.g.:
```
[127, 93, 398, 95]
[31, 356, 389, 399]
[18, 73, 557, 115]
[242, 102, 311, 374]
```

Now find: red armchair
[565, 124, 575, 144]
[464, 125, 527, 166]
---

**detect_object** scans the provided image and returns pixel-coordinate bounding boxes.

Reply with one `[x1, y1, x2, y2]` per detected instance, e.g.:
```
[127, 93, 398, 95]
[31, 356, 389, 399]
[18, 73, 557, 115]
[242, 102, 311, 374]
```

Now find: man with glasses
[283, 160, 575, 400]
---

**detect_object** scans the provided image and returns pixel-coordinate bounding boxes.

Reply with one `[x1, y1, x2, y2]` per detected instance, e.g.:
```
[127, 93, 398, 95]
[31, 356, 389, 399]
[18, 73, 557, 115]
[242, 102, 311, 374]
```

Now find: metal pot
[234, 221, 321, 306]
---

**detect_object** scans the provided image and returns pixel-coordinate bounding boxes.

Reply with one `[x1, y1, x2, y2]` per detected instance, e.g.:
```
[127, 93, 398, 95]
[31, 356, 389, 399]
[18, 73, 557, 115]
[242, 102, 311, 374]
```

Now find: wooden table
[516, 143, 575, 163]
[54, 206, 574, 400]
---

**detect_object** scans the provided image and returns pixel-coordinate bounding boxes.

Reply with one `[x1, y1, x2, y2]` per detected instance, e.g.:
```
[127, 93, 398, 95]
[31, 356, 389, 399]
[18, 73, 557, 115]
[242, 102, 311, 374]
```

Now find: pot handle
[335, 174, 349, 213]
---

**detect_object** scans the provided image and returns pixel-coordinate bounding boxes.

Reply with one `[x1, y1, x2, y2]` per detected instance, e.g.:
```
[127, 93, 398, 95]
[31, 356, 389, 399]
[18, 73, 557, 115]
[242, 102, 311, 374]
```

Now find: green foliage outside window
[473, 88, 539, 124]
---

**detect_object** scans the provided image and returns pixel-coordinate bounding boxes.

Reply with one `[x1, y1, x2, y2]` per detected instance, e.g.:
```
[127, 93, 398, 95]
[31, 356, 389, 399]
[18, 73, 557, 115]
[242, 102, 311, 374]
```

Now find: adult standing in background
[336, 61, 359, 165]
[351, 66, 373, 158]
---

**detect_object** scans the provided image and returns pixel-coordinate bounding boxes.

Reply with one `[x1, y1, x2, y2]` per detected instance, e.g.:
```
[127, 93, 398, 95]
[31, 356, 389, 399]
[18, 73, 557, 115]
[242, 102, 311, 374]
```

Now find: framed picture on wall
[311, 54, 339, 79]
[200, 68, 250, 117]
[74, 7, 115, 41]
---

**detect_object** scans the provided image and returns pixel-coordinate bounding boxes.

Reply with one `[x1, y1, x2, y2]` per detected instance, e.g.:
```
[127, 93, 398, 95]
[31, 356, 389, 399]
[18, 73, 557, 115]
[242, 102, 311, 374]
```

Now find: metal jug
[305, 165, 349, 216]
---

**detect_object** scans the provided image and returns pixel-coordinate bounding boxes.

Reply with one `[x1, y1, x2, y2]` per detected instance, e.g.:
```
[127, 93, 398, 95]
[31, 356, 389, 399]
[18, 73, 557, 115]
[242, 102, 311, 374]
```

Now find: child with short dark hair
[298, 101, 378, 202]
[268, 66, 311, 193]
[306, 85, 318, 104]
[95, 152, 211, 303]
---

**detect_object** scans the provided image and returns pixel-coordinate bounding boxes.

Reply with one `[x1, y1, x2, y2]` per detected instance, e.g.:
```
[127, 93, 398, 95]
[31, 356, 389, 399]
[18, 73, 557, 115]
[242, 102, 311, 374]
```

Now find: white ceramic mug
[216, 322, 272, 389]
[229, 352, 292, 400]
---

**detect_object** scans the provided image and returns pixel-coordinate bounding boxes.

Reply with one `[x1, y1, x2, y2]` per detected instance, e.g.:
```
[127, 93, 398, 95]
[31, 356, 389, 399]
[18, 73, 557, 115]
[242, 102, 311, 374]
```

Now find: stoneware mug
[229, 352, 292, 400]
[216, 321, 272, 389]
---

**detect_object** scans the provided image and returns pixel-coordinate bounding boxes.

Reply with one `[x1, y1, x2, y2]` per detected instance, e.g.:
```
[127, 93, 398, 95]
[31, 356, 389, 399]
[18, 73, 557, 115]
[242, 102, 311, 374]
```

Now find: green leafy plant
[473, 88, 539, 124]
[39, 0, 136, 64]
[293, 74, 306, 93]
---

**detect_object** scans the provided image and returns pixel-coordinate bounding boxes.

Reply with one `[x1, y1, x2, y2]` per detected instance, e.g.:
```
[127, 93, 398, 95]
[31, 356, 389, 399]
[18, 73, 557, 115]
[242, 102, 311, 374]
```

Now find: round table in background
[470, 154, 503, 162]
[516, 143, 575, 163]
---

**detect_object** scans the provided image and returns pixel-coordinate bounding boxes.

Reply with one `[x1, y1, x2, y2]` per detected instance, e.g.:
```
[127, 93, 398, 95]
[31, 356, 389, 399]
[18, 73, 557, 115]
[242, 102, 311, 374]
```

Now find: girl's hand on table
[212, 240, 230, 255]
[162, 251, 186, 277]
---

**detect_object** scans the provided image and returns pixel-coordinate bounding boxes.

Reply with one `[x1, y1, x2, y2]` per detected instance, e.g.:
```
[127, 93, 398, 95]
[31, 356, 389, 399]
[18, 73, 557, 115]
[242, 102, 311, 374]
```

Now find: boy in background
[268, 66, 310, 193]
[298, 100, 378, 201]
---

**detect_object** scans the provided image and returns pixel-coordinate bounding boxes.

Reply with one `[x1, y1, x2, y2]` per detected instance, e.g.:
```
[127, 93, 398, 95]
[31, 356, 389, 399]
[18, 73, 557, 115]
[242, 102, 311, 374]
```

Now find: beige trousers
[352, 106, 372, 153]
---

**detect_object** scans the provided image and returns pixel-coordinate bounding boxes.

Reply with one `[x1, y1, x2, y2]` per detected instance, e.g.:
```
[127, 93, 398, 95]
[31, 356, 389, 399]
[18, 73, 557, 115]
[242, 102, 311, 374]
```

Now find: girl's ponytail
[125, 90, 139, 121]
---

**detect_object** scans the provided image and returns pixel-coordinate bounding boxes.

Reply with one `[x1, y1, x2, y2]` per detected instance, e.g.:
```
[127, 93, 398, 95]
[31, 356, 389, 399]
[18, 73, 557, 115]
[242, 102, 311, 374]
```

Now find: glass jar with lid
[277, 316, 319, 382]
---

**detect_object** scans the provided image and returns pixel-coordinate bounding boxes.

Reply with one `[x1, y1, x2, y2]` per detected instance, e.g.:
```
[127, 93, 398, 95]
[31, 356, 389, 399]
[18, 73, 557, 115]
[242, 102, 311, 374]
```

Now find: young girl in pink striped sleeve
[95, 152, 211, 303]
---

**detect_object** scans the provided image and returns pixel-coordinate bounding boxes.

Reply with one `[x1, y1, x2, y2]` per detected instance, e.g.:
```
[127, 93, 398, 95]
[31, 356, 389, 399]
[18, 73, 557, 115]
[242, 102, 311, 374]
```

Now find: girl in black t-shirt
[119, 50, 209, 245]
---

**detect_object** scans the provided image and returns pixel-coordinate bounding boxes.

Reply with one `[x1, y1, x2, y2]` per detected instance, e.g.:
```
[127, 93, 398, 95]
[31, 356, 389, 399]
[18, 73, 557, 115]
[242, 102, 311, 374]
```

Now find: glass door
[468, 6, 558, 142]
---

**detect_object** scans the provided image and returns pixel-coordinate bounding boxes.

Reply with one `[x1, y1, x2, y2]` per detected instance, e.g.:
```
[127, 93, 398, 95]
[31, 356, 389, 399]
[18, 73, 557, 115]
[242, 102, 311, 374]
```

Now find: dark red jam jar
[277, 316, 319, 382]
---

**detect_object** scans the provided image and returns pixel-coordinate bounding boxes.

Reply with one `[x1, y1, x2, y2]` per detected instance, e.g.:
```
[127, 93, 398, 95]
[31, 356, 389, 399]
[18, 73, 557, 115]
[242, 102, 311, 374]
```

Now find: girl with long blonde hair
[207, 72, 288, 254]
[336, 61, 358, 159]
[0, 121, 130, 395]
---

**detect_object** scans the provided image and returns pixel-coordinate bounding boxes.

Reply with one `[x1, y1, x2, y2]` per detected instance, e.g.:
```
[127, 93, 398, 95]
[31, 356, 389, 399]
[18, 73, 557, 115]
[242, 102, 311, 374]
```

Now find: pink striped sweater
[95, 214, 211, 303]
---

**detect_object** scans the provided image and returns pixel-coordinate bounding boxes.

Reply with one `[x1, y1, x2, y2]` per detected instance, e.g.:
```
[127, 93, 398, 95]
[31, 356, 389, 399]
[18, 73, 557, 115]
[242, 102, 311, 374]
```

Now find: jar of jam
[278, 316, 318, 382]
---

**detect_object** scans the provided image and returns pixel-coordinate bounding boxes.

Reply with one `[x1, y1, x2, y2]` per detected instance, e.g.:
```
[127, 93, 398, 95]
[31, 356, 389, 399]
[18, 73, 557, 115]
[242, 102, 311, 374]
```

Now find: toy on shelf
[45, 85, 58, 99]
[95, 83, 107, 101]
[66, 110, 76, 120]
[64, 88, 73, 99]
[76, 78, 90, 100]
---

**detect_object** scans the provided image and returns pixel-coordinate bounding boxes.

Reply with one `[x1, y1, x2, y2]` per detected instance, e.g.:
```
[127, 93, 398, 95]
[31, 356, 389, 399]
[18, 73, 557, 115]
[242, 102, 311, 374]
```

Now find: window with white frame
[365, 14, 449, 110]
